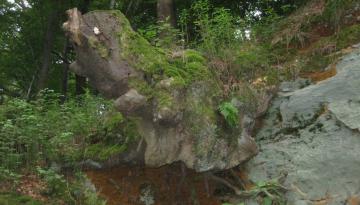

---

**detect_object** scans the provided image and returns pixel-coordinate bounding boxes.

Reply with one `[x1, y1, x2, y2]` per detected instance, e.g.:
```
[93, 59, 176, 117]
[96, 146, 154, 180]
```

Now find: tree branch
[208, 174, 242, 195]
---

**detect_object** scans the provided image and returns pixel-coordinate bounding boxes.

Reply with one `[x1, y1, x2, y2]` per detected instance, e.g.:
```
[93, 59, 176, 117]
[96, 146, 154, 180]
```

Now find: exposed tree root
[208, 168, 288, 202]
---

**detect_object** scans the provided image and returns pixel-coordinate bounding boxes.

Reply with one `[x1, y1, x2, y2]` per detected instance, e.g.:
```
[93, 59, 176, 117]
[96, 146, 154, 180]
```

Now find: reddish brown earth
[347, 195, 360, 205]
[86, 164, 222, 205]
[300, 63, 337, 83]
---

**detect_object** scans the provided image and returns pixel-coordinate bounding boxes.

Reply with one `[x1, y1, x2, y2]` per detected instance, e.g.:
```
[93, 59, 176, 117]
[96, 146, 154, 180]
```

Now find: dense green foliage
[0, 90, 128, 204]
[219, 102, 239, 128]
[0, 90, 107, 171]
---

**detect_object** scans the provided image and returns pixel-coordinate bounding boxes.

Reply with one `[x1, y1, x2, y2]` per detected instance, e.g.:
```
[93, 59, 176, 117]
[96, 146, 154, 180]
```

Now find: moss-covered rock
[63, 8, 258, 172]
[88, 36, 109, 59]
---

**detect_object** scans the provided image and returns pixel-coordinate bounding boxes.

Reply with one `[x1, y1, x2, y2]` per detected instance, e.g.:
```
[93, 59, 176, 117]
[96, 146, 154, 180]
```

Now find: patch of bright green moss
[155, 90, 174, 107]
[0, 193, 42, 205]
[128, 78, 176, 109]
[184, 62, 208, 79]
[183, 49, 206, 64]
[128, 78, 154, 99]
[169, 50, 210, 84]
[115, 10, 169, 76]
[112, 10, 210, 88]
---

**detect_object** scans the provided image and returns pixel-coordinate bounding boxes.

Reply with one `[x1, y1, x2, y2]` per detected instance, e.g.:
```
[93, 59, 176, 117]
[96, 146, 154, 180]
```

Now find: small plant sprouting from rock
[219, 102, 239, 128]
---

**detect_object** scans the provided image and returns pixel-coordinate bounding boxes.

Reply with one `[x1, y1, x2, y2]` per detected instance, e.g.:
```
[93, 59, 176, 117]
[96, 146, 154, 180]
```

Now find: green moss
[116, 13, 170, 76]
[169, 49, 211, 84]
[183, 49, 206, 64]
[185, 93, 218, 137]
[0, 193, 42, 205]
[112, 10, 211, 87]
[185, 62, 208, 78]
[128, 78, 154, 98]
[155, 90, 174, 107]
[115, 18, 196, 93]
[88, 36, 109, 59]
[197, 104, 217, 122]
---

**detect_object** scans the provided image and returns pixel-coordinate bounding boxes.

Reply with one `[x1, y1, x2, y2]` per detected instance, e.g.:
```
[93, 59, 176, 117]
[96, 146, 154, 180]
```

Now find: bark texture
[157, 0, 176, 26]
[37, 7, 58, 90]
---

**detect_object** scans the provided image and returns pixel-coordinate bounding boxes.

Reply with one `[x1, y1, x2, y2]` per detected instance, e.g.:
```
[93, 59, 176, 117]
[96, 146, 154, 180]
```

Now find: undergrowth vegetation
[0, 90, 120, 172]
[0, 89, 131, 204]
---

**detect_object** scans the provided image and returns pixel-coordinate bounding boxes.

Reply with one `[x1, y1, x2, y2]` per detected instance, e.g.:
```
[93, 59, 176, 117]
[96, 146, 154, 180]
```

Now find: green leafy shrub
[219, 102, 239, 128]
[0, 91, 126, 203]
[233, 44, 272, 80]
[192, 1, 239, 57]
[138, 19, 182, 49]
[35, 169, 106, 205]
[0, 90, 129, 174]
[37, 166, 67, 196]
[0, 166, 21, 190]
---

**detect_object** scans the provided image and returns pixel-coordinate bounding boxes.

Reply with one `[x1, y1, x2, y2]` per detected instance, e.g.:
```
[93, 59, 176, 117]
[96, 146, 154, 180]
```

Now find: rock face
[63, 8, 258, 172]
[248, 47, 360, 204]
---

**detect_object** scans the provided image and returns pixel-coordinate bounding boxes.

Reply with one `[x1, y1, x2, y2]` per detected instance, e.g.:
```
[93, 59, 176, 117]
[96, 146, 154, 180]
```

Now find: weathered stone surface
[247, 47, 360, 204]
[63, 9, 258, 172]
[328, 99, 360, 131]
[114, 89, 146, 114]
[280, 48, 360, 129]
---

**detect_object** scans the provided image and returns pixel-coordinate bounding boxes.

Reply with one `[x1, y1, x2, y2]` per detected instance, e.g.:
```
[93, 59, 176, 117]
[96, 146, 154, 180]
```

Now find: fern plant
[219, 102, 239, 128]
